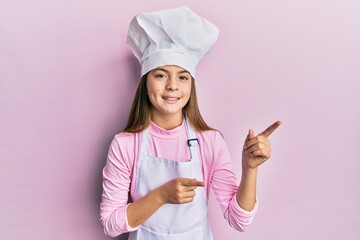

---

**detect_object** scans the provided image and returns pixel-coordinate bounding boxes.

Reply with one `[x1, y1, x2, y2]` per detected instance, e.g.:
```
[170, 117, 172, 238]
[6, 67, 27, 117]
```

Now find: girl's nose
[165, 76, 178, 91]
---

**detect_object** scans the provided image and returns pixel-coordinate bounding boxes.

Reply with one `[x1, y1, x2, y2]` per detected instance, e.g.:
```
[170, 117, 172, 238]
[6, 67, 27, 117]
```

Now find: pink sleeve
[210, 131, 258, 232]
[100, 135, 139, 237]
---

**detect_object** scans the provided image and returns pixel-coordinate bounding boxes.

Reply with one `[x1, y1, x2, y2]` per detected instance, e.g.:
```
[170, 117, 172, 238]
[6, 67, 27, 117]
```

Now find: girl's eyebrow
[178, 70, 190, 75]
[153, 67, 168, 73]
[153, 67, 190, 75]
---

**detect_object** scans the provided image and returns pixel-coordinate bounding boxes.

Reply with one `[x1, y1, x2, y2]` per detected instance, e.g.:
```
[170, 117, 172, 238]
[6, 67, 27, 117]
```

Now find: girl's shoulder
[196, 129, 226, 147]
[111, 131, 141, 150]
[115, 131, 138, 138]
[196, 129, 229, 163]
[109, 131, 142, 167]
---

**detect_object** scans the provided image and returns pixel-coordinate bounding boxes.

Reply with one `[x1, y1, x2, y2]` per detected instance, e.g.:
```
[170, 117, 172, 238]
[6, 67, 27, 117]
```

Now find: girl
[100, 6, 281, 240]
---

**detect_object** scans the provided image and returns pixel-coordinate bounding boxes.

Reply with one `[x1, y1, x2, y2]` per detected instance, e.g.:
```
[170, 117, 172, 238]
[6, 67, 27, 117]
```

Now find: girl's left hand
[242, 121, 282, 170]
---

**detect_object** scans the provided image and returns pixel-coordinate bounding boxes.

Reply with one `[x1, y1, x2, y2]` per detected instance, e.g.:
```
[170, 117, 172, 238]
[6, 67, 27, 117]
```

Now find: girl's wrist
[242, 166, 258, 177]
[153, 186, 166, 205]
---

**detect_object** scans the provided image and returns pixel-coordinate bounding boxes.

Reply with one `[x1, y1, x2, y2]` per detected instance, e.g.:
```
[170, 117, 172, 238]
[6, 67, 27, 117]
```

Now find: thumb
[249, 129, 255, 139]
[243, 129, 254, 151]
[245, 129, 255, 141]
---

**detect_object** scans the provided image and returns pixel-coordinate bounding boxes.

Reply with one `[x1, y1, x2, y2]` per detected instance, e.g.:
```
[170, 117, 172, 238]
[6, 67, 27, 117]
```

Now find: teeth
[163, 97, 178, 100]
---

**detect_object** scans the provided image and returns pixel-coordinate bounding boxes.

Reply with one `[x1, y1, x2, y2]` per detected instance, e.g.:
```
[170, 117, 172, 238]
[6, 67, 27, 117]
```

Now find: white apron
[128, 118, 213, 240]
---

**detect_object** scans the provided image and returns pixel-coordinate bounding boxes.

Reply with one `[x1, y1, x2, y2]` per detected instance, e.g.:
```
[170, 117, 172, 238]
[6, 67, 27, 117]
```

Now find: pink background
[1, 0, 359, 239]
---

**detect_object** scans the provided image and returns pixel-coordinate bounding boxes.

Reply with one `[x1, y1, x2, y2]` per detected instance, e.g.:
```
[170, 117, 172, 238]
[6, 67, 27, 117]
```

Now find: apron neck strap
[185, 116, 200, 162]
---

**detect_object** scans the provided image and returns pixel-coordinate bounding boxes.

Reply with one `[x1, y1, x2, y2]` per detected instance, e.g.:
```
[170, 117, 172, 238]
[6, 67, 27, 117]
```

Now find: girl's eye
[155, 74, 166, 79]
[179, 76, 189, 80]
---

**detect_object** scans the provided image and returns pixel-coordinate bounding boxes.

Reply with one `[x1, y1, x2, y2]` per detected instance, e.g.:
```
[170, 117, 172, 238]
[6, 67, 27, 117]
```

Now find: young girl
[100, 6, 281, 240]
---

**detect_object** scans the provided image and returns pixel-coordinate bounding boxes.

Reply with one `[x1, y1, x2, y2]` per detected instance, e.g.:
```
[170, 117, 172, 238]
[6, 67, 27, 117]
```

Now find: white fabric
[128, 118, 213, 240]
[126, 6, 219, 77]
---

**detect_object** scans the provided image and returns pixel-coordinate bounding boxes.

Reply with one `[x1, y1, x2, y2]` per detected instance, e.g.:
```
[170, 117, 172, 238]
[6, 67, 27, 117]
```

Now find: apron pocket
[170, 227, 203, 240]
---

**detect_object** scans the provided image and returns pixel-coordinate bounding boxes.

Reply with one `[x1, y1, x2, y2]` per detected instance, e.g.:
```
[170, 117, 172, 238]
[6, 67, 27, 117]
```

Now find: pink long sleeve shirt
[100, 121, 258, 237]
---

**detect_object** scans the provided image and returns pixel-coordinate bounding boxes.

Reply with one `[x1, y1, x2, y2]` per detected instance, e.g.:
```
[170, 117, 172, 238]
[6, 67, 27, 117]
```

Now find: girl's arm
[236, 167, 258, 211]
[100, 136, 203, 236]
[126, 178, 204, 228]
[237, 121, 282, 211]
[208, 130, 257, 232]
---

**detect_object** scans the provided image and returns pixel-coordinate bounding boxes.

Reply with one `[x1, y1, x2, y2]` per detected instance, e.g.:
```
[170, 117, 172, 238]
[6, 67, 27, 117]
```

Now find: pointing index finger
[195, 181, 205, 187]
[181, 178, 204, 187]
[259, 121, 282, 137]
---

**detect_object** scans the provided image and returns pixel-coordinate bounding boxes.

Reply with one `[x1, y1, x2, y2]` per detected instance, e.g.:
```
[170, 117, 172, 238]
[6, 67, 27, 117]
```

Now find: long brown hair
[123, 73, 214, 132]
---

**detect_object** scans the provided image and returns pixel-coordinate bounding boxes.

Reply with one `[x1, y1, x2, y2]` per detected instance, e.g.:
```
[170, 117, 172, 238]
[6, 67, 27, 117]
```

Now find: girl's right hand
[157, 178, 204, 204]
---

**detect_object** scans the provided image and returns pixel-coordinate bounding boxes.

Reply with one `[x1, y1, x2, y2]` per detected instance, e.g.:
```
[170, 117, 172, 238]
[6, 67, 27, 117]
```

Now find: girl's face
[147, 65, 192, 123]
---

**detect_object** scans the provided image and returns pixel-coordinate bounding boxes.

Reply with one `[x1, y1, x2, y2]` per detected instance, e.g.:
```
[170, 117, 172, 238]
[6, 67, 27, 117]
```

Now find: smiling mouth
[162, 97, 180, 100]
[162, 97, 180, 103]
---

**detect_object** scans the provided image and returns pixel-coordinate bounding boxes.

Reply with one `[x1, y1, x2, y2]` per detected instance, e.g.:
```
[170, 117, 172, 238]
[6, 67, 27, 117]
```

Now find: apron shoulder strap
[185, 117, 200, 162]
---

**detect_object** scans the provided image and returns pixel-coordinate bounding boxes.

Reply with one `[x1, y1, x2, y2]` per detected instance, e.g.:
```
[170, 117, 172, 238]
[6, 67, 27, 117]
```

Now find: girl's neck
[150, 112, 183, 130]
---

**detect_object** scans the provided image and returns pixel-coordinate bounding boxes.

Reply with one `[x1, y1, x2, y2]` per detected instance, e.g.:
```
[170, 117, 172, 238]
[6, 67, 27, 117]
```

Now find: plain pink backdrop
[1, 0, 359, 239]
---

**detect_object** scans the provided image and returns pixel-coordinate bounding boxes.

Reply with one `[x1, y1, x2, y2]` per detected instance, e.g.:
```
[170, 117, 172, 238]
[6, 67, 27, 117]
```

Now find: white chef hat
[126, 6, 219, 78]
